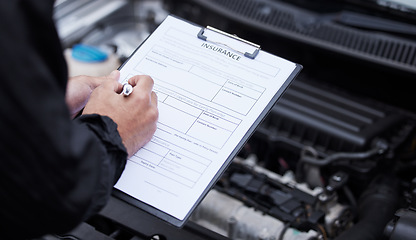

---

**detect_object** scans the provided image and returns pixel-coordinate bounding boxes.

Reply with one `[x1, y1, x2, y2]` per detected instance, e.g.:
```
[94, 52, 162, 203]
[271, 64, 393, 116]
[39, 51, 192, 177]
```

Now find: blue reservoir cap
[72, 44, 108, 62]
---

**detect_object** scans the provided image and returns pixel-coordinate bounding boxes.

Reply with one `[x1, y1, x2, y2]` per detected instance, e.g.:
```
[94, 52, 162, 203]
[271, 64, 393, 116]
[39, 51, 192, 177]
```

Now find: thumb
[88, 70, 120, 90]
[106, 70, 122, 93]
[108, 70, 120, 81]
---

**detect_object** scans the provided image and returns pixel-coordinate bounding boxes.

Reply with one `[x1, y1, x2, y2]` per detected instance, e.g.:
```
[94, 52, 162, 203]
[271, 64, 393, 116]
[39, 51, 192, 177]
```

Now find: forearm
[0, 113, 127, 239]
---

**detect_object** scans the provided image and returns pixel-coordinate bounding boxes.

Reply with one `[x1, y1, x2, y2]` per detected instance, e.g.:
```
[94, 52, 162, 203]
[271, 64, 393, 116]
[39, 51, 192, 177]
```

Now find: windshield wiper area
[333, 11, 416, 37]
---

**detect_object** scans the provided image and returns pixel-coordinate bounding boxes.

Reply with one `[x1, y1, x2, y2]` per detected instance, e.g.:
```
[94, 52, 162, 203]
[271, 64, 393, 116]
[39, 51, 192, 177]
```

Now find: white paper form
[114, 15, 298, 222]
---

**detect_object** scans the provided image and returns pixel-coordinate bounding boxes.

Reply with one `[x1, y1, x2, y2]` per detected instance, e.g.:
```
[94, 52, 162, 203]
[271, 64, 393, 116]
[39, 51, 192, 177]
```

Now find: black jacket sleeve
[0, 1, 127, 239]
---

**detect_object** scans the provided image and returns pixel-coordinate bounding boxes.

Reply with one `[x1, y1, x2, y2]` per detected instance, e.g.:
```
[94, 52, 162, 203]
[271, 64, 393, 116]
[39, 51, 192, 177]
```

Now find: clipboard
[113, 15, 302, 228]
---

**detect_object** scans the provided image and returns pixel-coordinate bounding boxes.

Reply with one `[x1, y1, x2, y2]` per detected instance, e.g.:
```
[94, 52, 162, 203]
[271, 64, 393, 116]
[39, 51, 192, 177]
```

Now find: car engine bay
[50, 0, 416, 239]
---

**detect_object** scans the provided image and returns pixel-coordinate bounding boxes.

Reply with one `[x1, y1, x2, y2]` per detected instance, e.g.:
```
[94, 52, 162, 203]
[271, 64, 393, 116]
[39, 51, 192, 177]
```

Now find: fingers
[101, 78, 123, 94]
[108, 70, 120, 81]
[151, 91, 158, 104]
[114, 82, 123, 94]
[86, 70, 121, 90]
[128, 75, 154, 93]
[100, 74, 155, 97]
[107, 70, 123, 93]
[98, 73, 123, 94]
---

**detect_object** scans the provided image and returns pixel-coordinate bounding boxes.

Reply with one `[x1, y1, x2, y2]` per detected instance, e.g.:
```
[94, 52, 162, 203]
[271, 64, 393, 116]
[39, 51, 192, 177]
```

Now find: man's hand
[82, 74, 158, 158]
[66, 71, 120, 118]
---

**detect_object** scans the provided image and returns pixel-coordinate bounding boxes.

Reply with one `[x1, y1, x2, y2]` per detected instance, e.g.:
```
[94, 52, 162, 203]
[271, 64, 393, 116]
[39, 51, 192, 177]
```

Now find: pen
[122, 83, 133, 97]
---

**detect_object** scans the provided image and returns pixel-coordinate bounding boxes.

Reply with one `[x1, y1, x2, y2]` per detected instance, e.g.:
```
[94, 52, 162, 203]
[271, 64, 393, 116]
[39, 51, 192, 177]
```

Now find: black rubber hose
[335, 175, 399, 240]
[301, 139, 389, 167]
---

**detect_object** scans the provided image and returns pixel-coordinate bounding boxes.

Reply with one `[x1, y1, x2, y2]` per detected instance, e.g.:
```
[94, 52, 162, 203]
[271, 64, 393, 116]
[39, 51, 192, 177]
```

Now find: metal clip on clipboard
[197, 26, 261, 59]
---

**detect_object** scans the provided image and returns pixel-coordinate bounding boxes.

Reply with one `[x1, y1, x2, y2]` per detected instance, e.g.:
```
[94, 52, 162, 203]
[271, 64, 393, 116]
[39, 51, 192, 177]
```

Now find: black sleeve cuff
[75, 114, 128, 184]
